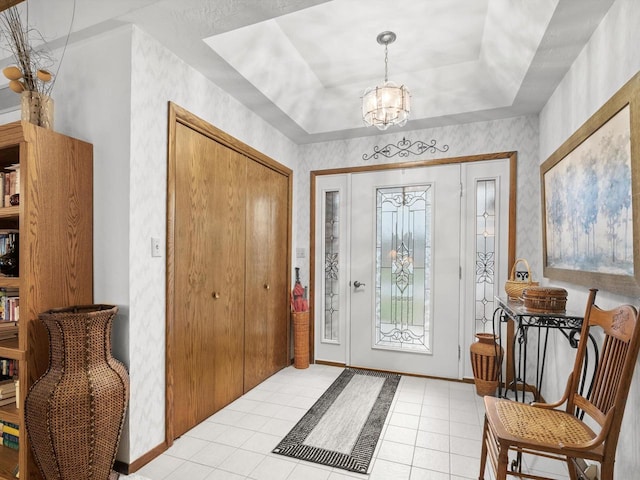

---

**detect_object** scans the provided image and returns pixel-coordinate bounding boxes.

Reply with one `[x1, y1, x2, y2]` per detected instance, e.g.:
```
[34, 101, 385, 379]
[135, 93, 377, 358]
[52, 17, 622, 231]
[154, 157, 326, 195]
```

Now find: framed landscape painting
[541, 72, 640, 296]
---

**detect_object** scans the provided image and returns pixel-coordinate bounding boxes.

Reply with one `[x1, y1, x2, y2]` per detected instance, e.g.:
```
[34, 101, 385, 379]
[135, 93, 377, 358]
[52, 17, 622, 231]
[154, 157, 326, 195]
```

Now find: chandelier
[362, 31, 411, 130]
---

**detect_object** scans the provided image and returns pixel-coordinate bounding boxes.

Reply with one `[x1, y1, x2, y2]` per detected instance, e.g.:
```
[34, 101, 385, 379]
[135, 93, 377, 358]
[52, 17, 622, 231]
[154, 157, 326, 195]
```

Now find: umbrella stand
[292, 311, 309, 369]
[292, 268, 309, 369]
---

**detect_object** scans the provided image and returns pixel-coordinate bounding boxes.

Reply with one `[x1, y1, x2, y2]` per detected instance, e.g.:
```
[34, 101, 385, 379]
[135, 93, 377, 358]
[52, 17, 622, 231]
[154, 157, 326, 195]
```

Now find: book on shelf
[0, 386, 15, 399]
[0, 396, 15, 406]
[2, 164, 19, 208]
[0, 322, 18, 341]
[0, 379, 15, 393]
[0, 287, 19, 320]
[2, 434, 18, 450]
[1, 421, 19, 437]
[5, 164, 19, 194]
[0, 231, 18, 254]
[0, 420, 19, 450]
[0, 288, 19, 322]
[3, 173, 9, 208]
[2, 435, 18, 450]
[0, 359, 17, 380]
[2, 298, 18, 323]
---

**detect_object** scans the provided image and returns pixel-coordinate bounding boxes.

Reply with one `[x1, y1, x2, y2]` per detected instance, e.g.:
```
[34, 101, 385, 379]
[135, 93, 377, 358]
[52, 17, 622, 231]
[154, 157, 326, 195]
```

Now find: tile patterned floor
[131, 365, 570, 480]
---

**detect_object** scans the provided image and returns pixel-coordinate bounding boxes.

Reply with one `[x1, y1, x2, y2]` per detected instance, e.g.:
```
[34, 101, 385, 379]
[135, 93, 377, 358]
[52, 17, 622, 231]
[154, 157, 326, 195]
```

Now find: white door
[349, 166, 461, 377]
[313, 160, 511, 378]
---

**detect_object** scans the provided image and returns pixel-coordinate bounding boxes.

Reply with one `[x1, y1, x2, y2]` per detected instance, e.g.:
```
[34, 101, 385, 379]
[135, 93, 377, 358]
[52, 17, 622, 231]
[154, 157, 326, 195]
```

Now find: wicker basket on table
[522, 287, 568, 312]
[504, 258, 539, 300]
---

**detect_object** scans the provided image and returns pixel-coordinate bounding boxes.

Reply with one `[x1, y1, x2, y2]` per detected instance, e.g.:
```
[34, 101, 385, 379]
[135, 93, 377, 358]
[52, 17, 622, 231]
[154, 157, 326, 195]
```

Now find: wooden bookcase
[0, 122, 93, 480]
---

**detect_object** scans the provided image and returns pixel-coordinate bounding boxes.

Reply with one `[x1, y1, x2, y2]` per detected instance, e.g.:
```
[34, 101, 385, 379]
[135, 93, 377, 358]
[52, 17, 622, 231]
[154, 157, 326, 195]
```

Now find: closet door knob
[212, 292, 220, 299]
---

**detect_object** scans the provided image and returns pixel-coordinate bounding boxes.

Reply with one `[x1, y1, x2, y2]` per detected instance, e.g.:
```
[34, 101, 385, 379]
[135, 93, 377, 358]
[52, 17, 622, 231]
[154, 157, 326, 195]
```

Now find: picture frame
[541, 72, 640, 296]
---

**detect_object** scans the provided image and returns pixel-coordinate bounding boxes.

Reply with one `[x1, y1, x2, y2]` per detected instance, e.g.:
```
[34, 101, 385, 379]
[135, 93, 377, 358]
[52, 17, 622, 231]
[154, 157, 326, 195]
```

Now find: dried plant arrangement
[0, 6, 55, 96]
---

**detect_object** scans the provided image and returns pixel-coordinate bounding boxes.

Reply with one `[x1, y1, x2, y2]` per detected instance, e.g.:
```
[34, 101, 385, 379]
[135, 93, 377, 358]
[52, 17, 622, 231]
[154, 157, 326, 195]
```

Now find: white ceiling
[0, 0, 615, 144]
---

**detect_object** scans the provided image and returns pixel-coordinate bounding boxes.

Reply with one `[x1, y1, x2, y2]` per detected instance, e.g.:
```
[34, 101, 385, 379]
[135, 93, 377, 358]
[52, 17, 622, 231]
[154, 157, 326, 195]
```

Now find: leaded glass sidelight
[475, 180, 496, 334]
[375, 185, 432, 353]
[323, 191, 340, 342]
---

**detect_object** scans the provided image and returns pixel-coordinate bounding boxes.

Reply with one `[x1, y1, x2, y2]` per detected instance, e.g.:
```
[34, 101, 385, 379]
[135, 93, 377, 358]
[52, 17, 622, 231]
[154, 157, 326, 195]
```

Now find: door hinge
[460, 182, 463, 197]
[458, 345, 461, 360]
[459, 266, 462, 279]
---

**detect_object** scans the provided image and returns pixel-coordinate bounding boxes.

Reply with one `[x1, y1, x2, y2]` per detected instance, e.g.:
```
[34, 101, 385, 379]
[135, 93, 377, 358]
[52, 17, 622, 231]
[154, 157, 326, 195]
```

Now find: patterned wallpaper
[43, 24, 302, 463]
[294, 115, 541, 289]
[126, 27, 299, 460]
[47, 25, 135, 459]
[538, 0, 640, 476]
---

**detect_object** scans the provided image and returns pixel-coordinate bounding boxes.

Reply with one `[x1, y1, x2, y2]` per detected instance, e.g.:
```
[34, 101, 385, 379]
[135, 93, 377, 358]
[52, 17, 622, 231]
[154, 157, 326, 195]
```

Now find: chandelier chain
[384, 43, 389, 82]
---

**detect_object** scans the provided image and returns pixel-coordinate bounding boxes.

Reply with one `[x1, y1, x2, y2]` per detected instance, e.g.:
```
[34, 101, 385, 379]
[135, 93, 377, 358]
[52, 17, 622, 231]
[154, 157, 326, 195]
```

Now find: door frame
[309, 152, 517, 371]
[166, 102, 293, 447]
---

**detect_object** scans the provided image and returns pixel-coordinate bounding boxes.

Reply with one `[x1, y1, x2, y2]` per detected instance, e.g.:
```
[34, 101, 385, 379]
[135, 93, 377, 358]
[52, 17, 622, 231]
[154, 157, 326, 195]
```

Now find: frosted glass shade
[362, 80, 411, 130]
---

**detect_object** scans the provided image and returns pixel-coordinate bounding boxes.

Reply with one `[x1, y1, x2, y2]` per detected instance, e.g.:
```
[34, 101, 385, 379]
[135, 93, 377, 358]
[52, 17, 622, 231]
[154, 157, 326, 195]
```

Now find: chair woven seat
[494, 399, 595, 446]
[479, 289, 640, 480]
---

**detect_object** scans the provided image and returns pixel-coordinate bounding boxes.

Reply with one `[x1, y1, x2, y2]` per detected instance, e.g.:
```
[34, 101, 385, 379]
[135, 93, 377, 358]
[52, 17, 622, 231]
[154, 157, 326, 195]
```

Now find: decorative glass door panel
[475, 179, 497, 334]
[324, 190, 340, 342]
[350, 166, 461, 378]
[314, 175, 349, 364]
[376, 185, 432, 353]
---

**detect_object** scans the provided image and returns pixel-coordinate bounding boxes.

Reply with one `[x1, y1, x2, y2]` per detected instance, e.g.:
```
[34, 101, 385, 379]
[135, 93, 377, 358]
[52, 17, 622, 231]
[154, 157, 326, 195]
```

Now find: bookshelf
[0, 122, 93, 480]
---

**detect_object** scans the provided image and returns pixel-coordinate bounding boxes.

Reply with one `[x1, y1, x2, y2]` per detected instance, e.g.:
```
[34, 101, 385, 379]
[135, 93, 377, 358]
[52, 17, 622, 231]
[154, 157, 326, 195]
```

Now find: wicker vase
[25, 305, 129, 480]
[470, 333, 503, 397]
[292, 311, 309, 369]
[21, 90, 54, 129]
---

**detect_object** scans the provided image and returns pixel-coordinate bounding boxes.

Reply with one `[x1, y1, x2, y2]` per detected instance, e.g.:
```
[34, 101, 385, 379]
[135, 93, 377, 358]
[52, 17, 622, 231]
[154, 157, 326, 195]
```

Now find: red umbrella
[291, 268, 308, 312]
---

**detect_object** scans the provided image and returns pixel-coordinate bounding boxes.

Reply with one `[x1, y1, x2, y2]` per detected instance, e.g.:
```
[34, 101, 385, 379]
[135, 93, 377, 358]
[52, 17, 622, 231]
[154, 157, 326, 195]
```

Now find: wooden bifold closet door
[167, 103, 292, 443]
[244, 160, 290, 392]
[172, 122, 246, 437]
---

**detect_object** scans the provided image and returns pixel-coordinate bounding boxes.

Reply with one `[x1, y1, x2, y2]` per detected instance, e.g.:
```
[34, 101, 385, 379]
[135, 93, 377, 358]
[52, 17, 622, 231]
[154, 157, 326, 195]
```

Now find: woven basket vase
[25, 305, 129, 480]
[470, 333, 504, 396]
[292, 311, 309, 369]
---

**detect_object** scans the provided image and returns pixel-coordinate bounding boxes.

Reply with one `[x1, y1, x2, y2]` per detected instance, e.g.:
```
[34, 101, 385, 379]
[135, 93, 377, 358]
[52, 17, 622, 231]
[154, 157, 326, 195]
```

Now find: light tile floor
[131, 364, 569, 480]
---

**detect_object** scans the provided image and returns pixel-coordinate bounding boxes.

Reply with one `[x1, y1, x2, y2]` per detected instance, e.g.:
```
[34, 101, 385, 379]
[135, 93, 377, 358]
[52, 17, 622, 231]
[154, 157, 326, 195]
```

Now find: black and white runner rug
[273, 368, 400, 474]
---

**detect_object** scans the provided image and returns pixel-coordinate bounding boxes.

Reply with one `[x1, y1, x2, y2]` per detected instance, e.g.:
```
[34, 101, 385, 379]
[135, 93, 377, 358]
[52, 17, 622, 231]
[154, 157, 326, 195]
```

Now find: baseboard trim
[113, 441, 169, 475]
[316, 361, 481, 384]
[314, 360, 346, 368]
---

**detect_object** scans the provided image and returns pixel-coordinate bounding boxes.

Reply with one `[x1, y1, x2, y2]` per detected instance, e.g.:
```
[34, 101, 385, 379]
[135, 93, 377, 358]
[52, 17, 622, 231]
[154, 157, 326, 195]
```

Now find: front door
[313, 157, 513, 379]
[349, 166, 461, 377]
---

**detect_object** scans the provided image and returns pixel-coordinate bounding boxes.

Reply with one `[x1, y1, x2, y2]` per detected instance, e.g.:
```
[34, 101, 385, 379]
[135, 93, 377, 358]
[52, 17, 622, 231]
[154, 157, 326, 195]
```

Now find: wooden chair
[479, 288, 640, 480]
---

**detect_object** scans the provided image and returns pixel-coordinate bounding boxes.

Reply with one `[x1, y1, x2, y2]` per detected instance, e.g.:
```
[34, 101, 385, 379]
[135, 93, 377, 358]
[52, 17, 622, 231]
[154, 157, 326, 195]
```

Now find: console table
[494, 296, 594, 403]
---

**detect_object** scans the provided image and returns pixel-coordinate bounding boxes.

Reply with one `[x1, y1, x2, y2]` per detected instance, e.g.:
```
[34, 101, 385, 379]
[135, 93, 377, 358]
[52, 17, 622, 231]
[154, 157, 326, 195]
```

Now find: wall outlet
[151, 237, 162, 257]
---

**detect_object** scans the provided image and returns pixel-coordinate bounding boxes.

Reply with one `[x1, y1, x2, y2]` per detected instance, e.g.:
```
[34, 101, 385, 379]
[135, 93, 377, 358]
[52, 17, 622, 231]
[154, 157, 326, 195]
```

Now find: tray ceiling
[0, 0, 616, 144]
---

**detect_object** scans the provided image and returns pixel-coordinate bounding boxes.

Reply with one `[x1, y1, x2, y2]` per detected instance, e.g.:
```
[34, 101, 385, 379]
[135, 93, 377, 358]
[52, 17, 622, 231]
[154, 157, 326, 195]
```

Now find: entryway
[312, 154, 515, 379]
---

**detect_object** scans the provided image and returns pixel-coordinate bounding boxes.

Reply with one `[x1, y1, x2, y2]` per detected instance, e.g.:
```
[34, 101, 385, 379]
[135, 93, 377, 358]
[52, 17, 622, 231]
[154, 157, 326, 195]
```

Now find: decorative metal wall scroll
[362, 137, 449, 161]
